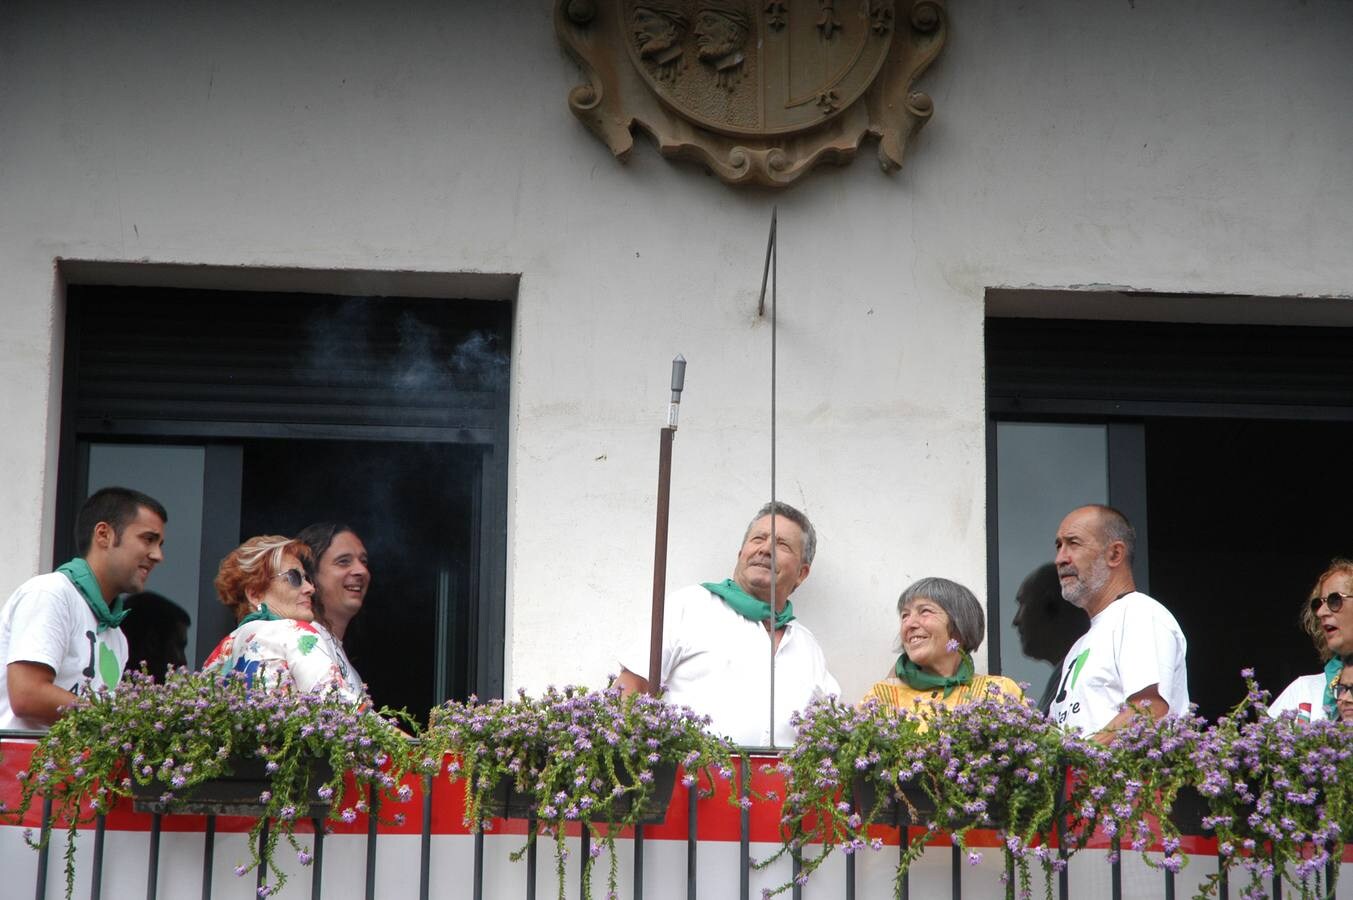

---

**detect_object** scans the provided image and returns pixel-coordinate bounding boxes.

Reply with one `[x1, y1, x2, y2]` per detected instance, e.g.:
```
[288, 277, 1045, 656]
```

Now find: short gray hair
[897, 577, 986, 654]
[1087, 504, 1136, 566]
[744, 501, 816, 566]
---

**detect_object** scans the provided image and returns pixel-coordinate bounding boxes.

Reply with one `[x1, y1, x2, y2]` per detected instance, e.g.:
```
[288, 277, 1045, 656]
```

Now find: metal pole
[419, 775, 433, 900]
[739, 757, 751, 900]
[90, 813, 106, 900]
[686, 787, 699, 900]
[1111, 835, 1122, 900]
[35, 795, 52, 900]
[756, 208, 779, 747]
[647, 355, 686, 695]
[473, 830, 485, 900]
[201, 815, 216, 900]
[250, 817, 264, 900]
[769, 212, 778, 748]
[633, 824, 645, 900]
[900, 827, 911, 900]
[579, 828, 591, 899]
[526, 815, 538, 900]
[309, 816, 324, 900]
[364, 793, 379, 900]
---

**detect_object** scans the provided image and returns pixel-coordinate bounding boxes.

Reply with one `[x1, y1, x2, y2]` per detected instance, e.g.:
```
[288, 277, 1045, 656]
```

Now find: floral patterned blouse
[202, 618, 366, 706]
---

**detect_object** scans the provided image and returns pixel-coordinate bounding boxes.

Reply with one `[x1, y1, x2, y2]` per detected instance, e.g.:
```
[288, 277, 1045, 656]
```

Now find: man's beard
[639, 32, 677, 58]
[1061, 554, 1110, 609]
[697, 38, 737, 62]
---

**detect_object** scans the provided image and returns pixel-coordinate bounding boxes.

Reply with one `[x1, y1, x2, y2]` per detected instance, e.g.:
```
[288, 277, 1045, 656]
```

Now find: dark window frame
[53, 286, 511, 701]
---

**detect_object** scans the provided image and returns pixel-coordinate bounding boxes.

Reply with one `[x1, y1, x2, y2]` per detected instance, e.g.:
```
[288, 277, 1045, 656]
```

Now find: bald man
[1048, 504, 1189, 743]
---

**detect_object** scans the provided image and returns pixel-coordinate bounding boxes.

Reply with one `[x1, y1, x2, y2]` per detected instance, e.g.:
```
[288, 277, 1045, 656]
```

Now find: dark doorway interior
[60, 283, 512, 710]
[1146, 418, 1345, 721]
[989, 314, 1353, 724]
[237, 440, 480, 721]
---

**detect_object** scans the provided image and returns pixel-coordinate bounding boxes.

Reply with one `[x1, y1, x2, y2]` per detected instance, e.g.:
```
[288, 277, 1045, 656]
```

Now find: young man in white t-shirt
[0, 486, 167, 731]
[1048, 504, 1189, 743]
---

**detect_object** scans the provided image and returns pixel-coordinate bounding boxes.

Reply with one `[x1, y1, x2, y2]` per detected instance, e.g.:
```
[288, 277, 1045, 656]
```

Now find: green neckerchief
[895, 650, 975, 699]
[56, 557, 127, 633]
[1323, 656, 1343, 720]
[702, 579, 796, 631]
[238, 604, 282, 627]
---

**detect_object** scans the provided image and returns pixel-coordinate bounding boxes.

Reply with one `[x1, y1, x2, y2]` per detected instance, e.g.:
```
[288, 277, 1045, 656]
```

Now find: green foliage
[6, 669, 414, 898]
[421, 685, 739, 900]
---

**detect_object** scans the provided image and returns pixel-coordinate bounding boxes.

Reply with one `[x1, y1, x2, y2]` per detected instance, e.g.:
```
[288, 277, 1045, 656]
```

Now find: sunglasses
[274, 568, 313, 589]
[1309, 592, 1352, 614]
[1335, 682, 1353, 699]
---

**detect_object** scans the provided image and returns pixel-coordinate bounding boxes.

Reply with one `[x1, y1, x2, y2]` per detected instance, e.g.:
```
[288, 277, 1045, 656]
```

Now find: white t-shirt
[0, 572, 130, 731]
[619, 584, 840, 747]
[1268, 673, 1328, 722]
[1049, 591, 1189, 734]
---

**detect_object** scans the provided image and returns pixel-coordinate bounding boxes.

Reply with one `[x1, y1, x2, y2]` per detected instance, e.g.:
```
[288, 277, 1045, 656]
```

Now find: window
[988, 313, 1353, 719]
[57, 285, 510, 716]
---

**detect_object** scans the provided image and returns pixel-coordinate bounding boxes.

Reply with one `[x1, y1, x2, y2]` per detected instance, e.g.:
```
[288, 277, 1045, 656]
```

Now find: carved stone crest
[555, 0, 947, 188]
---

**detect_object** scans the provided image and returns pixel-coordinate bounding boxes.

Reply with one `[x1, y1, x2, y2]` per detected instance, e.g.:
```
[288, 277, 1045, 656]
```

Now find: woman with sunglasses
[201, 535, 365, 704]
[1270, 558, 1353, 722]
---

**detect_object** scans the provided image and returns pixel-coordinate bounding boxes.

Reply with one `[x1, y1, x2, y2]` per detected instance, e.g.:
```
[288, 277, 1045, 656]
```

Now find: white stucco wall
[1, 1, 1350, 703]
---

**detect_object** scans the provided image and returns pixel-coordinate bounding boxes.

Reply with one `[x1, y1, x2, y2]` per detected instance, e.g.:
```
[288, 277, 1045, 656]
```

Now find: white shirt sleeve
[1113, 601, 1183, 706]
[617, 585, 694, 686]
[4, 585, 78, 671]
[1268, 673, 1326, 720]
[812, 644, 841, 700]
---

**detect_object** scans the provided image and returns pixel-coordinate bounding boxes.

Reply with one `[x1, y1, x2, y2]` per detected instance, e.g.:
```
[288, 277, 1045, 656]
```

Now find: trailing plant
[1193, 671, 1353, 900]
[1066, 705, 1207, 879]
[906, 691, 1078, 899]
[422, 684, 739, 900]
[758, 696, 921, 892]
[768, 688, 1077, 900]
[5, 668, 414, 898]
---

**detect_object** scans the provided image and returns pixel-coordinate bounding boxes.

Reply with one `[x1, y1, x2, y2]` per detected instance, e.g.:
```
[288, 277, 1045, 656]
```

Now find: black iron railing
[1, 731, 1337, 900]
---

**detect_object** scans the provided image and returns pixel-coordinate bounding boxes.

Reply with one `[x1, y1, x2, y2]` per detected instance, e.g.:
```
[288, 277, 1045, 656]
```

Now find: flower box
[131, 757, 335, 819]
[852, 773, 938, 827]
[1166, 785, 1209, 836]
[482, 761, 678, 825]
[853, 770, 1066, 832]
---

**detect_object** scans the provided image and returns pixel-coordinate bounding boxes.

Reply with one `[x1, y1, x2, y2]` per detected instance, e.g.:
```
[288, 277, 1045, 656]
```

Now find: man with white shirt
[615, 501, 839, 747]
[1048, 504, 1189, 743]
[0, 487, 167, 731]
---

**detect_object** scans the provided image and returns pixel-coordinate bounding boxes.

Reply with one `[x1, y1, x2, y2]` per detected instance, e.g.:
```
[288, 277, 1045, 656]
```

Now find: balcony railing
[2, 732, 1346, 900]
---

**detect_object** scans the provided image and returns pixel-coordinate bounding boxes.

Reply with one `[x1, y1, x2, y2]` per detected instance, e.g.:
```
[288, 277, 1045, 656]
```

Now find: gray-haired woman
[863, 577, 1023, 716]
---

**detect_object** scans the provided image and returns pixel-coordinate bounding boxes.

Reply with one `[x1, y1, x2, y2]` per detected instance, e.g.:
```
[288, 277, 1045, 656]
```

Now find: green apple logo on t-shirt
[97, 642, 120, 690]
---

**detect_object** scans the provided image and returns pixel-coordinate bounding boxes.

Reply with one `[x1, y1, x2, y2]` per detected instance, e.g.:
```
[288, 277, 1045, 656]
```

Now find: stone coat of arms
[555, 0, 947, 187]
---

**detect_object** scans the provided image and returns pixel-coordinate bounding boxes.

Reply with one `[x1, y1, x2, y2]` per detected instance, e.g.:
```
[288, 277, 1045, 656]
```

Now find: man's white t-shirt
[0, 572, 129, 731]
[1049, 591, 1188, 734]
[1268, 673, 1328, 722]
[619, 584, 840, 748]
